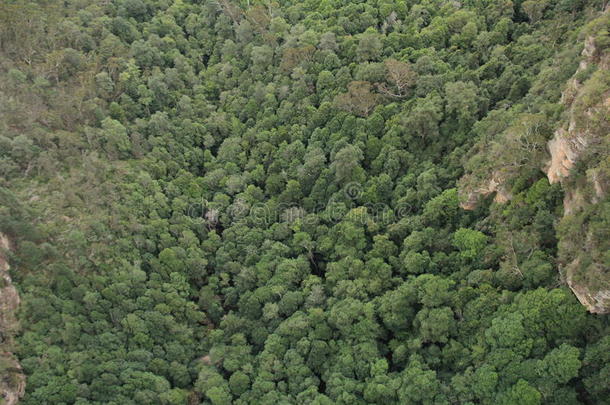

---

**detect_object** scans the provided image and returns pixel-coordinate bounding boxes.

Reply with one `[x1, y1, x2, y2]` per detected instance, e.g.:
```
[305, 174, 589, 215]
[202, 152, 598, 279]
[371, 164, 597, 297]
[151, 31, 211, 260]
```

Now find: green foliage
[0, 1, 607, 404]
[453, 228, 488, 261]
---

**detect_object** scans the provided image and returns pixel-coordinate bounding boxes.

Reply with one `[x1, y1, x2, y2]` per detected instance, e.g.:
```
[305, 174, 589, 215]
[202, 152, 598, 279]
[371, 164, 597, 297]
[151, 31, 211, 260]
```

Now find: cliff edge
[458, 12, 610, 314]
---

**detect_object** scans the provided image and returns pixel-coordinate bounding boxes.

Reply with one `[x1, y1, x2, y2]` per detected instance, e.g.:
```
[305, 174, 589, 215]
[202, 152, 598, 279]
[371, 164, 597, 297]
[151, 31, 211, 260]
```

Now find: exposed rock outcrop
[546, 128, 588, 185]
[545, 34, 610, 186]
[544, 30, 610, 313]
[459, 16, 610, 314]
[566, 260, 610, 314]
[0, 233, 25, 405]
[460, 172, 512, 210]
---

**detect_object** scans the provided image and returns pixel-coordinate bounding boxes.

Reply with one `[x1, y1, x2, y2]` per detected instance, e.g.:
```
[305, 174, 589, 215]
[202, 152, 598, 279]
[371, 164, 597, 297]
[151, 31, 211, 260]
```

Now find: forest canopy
[0, 0, 609, 404]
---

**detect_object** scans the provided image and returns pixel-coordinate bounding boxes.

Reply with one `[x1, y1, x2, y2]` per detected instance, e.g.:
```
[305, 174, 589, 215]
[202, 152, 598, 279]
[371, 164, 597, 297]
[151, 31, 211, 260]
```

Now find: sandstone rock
[566, 260, 610, 314]
[550, 32, 610, 314]
[459, 172, 512, 210]
[546, 129, 585, 184]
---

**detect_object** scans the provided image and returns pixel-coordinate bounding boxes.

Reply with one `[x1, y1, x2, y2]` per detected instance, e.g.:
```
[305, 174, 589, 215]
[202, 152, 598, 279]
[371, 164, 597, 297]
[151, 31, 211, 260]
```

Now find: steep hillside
[552, 14, 610, 313]
[460, 11, 610, 313]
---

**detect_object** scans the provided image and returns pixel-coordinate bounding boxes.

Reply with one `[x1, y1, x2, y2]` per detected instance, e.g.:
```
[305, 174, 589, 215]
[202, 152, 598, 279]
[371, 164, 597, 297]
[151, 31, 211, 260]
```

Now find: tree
[251, 45, 274, 73]
[330, 144, 365, 185]
[498, 379, 541, 405]
[229, 371, 251, 396]
[445, 81, 480, 126]
[486, 312, 534, 357]
[280, 45, 315, 72]
[414, 306, 456, 343]
[403, 93, 443, 139]
[536, 344, 581, 386]
[319, 32, 338, 51]
[378, 59, 417, 99]
[522, 0, 549, 23]
[334, 81, 379, 117]
[357, 29, 383, 61]
[101, 118, 131, 159]
[453, 228, 488, 261]
[398, 360, 445, 404]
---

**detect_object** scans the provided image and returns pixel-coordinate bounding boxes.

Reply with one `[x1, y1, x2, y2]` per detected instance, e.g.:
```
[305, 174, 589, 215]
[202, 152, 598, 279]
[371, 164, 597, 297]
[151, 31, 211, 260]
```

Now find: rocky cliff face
[459, 18, 610, 314]
[460, 172, 512, 211]
[545, 35, 609, 189]
[566, 260, 610, 315]
[546, 128, 588, 186]
[544, 31, 610, 314]
[0, 233, 26, 405]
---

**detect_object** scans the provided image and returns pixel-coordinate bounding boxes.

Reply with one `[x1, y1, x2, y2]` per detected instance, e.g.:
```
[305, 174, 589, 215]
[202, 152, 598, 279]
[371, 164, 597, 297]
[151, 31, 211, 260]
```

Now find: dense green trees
[0, 0, 608, 404]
